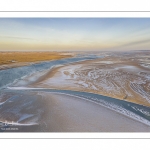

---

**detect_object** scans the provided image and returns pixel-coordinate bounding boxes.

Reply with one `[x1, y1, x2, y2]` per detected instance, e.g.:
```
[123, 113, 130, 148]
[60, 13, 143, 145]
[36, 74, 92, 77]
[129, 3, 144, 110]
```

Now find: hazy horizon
[0, 18, 150, 51]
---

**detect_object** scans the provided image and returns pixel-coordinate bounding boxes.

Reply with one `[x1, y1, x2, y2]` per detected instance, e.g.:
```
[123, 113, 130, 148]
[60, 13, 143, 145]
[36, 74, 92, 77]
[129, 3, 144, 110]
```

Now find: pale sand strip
[40, 92, 150, 132]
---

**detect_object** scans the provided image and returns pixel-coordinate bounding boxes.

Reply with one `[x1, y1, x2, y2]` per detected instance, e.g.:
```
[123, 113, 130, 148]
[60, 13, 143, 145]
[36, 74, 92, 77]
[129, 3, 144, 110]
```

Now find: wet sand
[42, 93, 150, 132]
[1, 91, 150, 132]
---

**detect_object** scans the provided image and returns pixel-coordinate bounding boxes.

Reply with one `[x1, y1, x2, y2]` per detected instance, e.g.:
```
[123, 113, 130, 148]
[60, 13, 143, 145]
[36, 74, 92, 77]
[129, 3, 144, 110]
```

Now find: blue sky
[0, 18, 150, 51]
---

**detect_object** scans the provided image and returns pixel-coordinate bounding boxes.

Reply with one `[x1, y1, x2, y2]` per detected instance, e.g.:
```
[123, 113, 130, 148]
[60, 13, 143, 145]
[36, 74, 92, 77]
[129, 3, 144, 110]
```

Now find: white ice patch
[140, 63, 150, 68]
[99, 61, 114, 64]
[7, 87, 46, 90]
[114, 65, 139, 71]
[78, 81, 89, 88]
[130, 82, 150, 103]
[131, 106, 150, 117]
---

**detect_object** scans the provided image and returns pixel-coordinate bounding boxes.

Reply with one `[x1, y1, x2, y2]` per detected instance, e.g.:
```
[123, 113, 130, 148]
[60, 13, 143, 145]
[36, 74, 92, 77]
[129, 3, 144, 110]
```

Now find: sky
[0, 18, 150, 51]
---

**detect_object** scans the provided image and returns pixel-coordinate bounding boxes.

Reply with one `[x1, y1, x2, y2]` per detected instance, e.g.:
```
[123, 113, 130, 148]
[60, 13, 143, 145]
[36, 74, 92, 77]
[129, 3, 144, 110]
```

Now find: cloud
[120, 38, 150, 47]
[0, 36, 37, 41]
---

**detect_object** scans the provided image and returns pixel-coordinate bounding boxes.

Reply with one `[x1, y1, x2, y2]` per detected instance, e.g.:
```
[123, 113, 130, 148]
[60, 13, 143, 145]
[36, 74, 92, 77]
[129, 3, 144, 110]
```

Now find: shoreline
[0, 91, 150, 132]
[39, 92, 150, 132]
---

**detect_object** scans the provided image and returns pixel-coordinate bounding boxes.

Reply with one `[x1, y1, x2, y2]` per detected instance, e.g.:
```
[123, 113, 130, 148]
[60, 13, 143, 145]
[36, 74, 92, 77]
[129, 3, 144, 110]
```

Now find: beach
[41, 92, 150, 132]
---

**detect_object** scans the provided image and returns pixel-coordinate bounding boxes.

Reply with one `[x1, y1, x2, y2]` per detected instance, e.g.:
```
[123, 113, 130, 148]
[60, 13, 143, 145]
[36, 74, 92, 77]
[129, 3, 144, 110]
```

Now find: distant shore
[0, 51, 73, 70]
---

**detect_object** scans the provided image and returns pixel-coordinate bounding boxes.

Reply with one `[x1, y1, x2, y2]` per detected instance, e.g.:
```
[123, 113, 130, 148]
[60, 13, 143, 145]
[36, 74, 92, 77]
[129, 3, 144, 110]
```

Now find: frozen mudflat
[1, 51, 150, 132]
[20, 51, 150, 107]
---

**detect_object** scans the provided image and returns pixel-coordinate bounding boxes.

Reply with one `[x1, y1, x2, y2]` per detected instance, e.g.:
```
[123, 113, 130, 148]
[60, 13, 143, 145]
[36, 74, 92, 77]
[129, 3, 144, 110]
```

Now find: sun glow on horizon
[0, 18, 150, 51]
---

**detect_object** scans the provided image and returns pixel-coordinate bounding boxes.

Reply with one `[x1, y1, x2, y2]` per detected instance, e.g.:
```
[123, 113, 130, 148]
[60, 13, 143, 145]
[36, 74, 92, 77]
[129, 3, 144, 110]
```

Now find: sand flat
[1, 91, 150, 132]
[42, 92, 150, 132]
